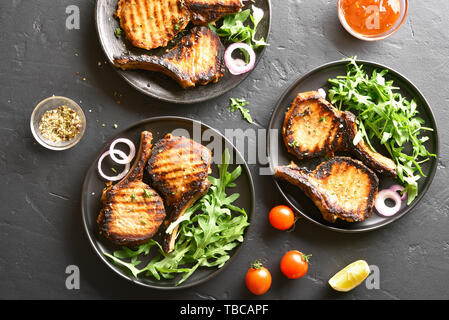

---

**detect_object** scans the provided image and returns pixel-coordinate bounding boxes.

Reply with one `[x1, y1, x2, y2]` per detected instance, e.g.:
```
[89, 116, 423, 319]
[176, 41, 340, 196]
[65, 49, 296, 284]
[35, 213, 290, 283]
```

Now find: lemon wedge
[328, 260, 371, 292]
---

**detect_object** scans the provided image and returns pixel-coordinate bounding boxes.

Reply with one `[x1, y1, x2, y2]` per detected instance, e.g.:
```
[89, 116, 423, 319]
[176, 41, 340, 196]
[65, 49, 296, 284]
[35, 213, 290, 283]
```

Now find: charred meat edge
[114, 27, 225, 89]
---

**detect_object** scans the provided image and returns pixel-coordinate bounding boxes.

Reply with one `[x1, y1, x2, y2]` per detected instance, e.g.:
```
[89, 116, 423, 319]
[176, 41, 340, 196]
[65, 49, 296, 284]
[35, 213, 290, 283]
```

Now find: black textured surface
[1, 0, 448, 300]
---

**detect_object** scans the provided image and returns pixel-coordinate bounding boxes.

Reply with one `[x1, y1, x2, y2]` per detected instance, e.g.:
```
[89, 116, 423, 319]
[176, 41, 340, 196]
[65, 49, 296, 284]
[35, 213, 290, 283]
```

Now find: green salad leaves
[209, 5, 268, 50]
[328, 58, 436, 204]
[104, 150, 249, 285]
[228, 98, 253, 124]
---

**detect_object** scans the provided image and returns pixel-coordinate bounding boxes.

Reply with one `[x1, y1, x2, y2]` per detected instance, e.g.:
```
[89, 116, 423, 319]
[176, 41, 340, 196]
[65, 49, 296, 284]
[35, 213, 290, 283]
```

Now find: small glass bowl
[338, 0, 408, 41]
[30, 96, 86, 151]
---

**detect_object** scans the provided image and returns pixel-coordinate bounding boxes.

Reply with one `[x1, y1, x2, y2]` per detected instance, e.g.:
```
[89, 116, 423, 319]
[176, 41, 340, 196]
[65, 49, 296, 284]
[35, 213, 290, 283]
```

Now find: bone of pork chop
[275, 157, 379, 223]
[97, 131, 166, 246]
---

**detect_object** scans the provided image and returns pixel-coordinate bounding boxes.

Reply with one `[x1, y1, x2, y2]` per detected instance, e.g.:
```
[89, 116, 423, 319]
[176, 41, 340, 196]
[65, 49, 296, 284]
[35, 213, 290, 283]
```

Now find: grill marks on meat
[114, 26, 225, 88]
[275, 157, 379, 223]
[97, 131, 166, 246]
[147, 134, 212, 253]
[283, 91, 397, 177]
[115, 0, 190, 50]
[184, 0, 243, 24]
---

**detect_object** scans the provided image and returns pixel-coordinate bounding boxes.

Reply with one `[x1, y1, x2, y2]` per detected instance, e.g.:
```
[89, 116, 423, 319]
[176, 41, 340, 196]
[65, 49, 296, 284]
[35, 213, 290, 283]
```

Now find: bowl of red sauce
[338, 0, 408, 41]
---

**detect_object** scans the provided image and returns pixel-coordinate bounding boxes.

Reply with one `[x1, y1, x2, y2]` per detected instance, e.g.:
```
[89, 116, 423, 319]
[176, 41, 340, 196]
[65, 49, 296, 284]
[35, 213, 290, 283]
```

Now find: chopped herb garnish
[143, 189, 153, 198]
[319, 116, 329, 122]
[130, 193, 137, 202]
[228, 98, 252, 124]
[114, 27, 122, 39]
[289, 140, 299, 148]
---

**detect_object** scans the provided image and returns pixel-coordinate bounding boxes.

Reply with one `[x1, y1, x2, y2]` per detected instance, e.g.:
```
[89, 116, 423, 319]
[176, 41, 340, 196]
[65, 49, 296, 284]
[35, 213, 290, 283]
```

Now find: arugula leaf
[328, 57, 436, 204]
[228, 98, 253, 123]
[104, 149, 249, 285]
[209, 5, 268, 51]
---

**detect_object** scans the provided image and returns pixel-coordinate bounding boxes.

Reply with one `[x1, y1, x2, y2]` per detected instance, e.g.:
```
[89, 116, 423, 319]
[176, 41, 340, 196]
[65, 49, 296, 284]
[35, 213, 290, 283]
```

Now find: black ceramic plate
[95, 0, 271, 104]
[268, 60, 439, 233]
[81, 117, 255, 289]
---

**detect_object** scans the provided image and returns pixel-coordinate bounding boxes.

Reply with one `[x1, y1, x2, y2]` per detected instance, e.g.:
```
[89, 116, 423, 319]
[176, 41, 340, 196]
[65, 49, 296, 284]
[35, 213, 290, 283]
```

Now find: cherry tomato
[280, 250, 311, 279]
[245, 260, 272, 295]
[269, 205, 295, 230]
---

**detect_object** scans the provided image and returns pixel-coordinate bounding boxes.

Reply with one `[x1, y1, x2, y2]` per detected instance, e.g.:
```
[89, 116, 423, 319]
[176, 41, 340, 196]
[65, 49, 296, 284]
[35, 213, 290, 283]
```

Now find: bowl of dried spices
[30, 96, 86, 151]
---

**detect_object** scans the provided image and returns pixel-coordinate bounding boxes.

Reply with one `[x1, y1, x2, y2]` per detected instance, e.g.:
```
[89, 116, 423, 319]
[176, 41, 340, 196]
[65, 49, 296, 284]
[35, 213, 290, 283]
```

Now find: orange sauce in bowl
[340, 0, 401, 36]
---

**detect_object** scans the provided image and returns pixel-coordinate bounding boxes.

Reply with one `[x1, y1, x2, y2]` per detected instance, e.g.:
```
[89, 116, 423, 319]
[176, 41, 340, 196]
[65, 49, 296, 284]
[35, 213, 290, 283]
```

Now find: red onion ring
[224, 42, 256, 75]
[109, 138, 136, 164]
[97, 149, 130, 181]
[388, 184, 407, 201]
[375, 188, 402, 217]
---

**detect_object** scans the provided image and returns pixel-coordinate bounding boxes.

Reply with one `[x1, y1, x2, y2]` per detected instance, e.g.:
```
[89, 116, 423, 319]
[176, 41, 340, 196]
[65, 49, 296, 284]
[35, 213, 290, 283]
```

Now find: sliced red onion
[224, 42, 256, 75]
[98, 149, 130, 181]
[375, 188, 402, 217]
[388, 184, 407, 201]
[318, 88, 326, 99]
[109, 138, 136, 164]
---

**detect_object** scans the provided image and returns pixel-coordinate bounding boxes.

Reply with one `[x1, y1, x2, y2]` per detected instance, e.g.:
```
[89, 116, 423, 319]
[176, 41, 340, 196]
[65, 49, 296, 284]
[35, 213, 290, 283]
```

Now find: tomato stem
[302, 254, 312, 263]
[250, 259, 263, 270]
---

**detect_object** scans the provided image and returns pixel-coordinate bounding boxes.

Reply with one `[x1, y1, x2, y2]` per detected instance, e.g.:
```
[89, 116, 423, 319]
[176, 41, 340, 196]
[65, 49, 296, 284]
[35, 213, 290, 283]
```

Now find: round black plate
[95, 0, 271, 104]
[268, 60, 439, 233]
[81, 117, 255, 289]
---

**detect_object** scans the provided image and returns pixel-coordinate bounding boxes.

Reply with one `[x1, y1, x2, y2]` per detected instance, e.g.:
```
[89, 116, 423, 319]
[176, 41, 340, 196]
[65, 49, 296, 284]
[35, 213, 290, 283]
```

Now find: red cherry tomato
[280, 250, 311, 279]
[245, 260, 272, 295]
[269, 205, 295, 230]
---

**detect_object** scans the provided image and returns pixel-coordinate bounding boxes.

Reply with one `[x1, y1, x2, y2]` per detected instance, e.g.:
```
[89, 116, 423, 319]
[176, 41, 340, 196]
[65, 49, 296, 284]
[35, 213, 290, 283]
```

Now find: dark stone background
[1, 0, 448, 299]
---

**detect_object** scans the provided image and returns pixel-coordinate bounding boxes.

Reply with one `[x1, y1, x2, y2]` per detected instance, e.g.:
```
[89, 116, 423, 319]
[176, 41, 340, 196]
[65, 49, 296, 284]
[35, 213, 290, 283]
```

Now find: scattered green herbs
[143, 189, 153, 198]
[104, 150, 249, 285]
[289, 140, 299, 148]
[228, 98, 252, 123]
[328, 58, 436, 204]
[209, 5, 268, 51]
[114, 27, 122, 39]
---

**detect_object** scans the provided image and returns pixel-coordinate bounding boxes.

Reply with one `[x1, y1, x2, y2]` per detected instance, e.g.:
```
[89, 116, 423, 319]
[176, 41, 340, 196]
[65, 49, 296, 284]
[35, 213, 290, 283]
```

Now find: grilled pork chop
[283, 91, 344, 160]
[97, 131, 166, 246]
[283, 91, 397, 176]
[147, 134, 212, 253]
[114, 26, 225, 88]
[115, 0, 190, 50]
[184, 0, 243, 24]
[275, 157, 379, 223]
